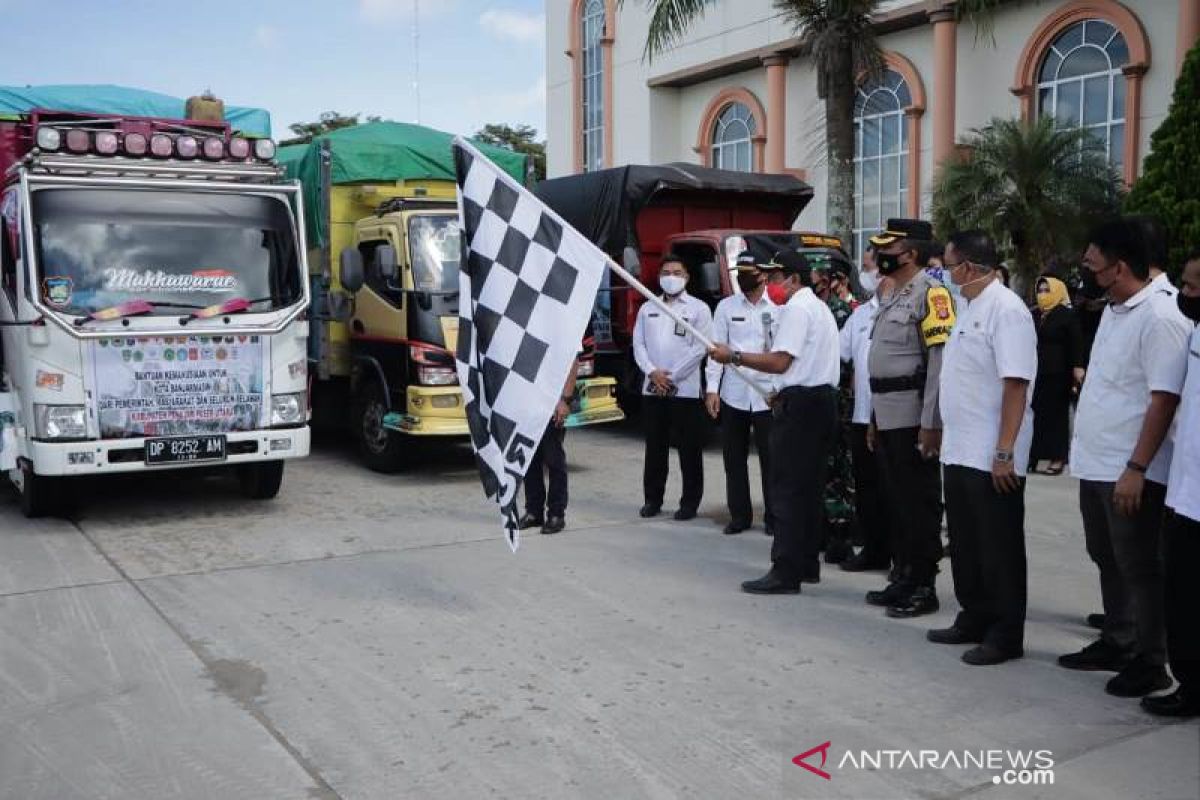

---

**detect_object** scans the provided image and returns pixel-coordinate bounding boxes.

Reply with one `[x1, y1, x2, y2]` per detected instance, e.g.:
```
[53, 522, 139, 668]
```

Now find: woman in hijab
[1029, 276, 1085, 474]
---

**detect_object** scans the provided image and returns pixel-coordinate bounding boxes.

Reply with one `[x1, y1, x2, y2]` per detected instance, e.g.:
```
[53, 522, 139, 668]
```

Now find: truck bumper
[25, 427, 311, 477]
[566, 377, 625, 428]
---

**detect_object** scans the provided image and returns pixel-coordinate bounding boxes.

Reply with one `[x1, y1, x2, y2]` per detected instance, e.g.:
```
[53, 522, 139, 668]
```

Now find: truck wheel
[354, 380, 408, 473]
[18, 463, 60, 519]
[237, 461, 285, 500]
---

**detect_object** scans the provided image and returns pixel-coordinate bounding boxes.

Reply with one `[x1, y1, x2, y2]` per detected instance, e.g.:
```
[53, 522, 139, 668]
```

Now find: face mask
[1036, 291, 1058, 312]
[659, 274, 686, 297]
[952, 267, 993, 293]
[859, 270, 880, 296]
[1178, 292, 1200, 323]
[877, 252, 903, 275]
[766, 280, 791, 305]
[736, 272, 761, 294]
[1079, 264, 1115, 300]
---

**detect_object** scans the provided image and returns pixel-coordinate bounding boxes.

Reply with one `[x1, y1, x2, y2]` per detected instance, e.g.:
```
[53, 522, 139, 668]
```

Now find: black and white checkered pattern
[453, 138, 608, 550]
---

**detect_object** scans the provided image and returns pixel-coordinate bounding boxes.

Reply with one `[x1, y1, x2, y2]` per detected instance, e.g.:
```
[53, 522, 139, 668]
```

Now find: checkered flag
[453, 137, 608, 550]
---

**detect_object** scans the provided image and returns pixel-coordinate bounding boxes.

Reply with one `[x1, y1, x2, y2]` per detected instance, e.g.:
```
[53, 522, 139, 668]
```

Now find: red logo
[932, 293, 951, 320]
[793, 741, 833, 780]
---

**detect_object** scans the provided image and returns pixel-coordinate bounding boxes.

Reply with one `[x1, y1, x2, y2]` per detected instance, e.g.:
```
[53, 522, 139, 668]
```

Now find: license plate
[144, 435, 226, 465]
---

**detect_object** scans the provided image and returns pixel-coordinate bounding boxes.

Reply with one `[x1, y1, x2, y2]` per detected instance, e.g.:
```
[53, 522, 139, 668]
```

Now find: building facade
[546, 0, 1200, 258]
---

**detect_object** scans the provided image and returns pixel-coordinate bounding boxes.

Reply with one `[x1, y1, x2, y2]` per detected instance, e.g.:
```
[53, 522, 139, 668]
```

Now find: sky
[0, 0, 546, 141]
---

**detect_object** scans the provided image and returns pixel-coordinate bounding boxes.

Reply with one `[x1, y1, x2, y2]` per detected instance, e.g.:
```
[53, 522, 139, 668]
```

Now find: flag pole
[604, 256, 772, 400]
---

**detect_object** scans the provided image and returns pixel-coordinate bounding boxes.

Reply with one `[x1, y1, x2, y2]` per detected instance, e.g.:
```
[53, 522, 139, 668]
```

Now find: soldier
[865, 218, 955, 618]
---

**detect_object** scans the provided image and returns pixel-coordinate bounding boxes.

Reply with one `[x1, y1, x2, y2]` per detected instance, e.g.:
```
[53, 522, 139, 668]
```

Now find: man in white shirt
[838, 260, 893, 574]
[709, 250, 840, 593]
[1144, 253, 1200, 718]
[632, 255, 714, 521]
[926, 231, 1037, 666]
[1060, 219, 1191, 699]
[704, 253, 780, 535]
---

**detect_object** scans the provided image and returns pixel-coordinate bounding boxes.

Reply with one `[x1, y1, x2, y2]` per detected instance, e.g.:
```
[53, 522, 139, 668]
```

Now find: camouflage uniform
[822, 292, 858, 561]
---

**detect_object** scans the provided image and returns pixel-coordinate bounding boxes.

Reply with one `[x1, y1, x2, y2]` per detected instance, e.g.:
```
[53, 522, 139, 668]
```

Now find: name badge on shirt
[674, 321, 687, 337]
[731, 316, 746, 322]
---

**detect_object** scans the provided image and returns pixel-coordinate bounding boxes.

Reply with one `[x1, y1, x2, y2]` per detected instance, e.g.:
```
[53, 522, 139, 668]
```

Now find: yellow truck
[281, 122, 622, 472]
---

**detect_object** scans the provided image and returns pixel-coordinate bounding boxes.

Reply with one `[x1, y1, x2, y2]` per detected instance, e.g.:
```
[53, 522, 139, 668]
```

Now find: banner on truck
[91, 335, 269, 437]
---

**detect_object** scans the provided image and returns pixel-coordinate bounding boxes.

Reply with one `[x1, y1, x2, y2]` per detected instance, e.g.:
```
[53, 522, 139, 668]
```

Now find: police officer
[632, 254, 713, 521]
[866, 219, 955, 618]
[709, 250, 841, 593]
[704, 252, 779, 535]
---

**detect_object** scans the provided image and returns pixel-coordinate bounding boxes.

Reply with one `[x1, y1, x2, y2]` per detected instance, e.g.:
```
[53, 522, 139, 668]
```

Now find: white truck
[0, 99, 311, 517]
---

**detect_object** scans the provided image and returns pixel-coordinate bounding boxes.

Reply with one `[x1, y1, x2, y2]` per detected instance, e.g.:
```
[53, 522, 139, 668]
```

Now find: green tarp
[0, 84, 271, 138]
[280, 121, 528, 248]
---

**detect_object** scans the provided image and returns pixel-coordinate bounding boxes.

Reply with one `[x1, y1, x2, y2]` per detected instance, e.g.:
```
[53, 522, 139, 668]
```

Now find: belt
[779, 384, 836, 396]
[869, 374, 925, 394]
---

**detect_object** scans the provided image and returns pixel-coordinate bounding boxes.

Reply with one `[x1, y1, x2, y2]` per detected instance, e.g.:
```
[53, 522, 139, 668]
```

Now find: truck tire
[237, 460, 285, 500]
[18, 463, 61, 519]
[353, 380, 408, 473]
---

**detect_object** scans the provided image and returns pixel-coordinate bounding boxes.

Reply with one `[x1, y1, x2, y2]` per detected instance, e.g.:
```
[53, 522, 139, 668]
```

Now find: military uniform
[866, 219, 955, 614]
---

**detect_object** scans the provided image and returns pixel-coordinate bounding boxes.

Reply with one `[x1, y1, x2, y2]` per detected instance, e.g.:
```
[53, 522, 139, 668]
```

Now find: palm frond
[620, 0, 720, 61]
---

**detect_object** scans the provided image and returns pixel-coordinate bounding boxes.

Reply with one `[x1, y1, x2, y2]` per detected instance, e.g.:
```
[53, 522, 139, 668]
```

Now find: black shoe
[741, 570, 800, 595]
[866, 581, 912, 607]
[1086, 613, 1106, 630]
[927, 626, 983, 645]
[962, 644, 1023, 666]
[541, 516, 565, 535]
[723, 521, 751, 535]
[673, 508, 697, 521]
[886, 586, 939, 618]
[1105, 659, 1172, 698]
[824, 539, 854, 565]
[639, 504, 661, 518]
[800, 566, 820, 585]
[1057, 639, 1133, 672]
[840, 551, 891, 573]
[1141, 688, 1200, 718]
[518, 513, 544, 530]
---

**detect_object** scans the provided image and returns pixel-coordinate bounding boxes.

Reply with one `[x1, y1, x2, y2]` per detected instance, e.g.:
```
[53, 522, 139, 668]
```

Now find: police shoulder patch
[921, 286, 955, 346]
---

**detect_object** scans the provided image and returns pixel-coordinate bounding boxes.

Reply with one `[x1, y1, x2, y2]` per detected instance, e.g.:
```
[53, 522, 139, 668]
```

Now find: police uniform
[632, 288, 713, 517]
[866, 219, 954, 614]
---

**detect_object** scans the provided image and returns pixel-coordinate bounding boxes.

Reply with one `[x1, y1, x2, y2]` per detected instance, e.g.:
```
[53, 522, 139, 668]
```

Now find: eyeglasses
[943, 260, 969, 270]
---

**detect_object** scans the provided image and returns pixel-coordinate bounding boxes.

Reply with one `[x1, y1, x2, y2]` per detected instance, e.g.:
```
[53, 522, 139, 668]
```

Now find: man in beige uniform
[865, 218, 955, 619]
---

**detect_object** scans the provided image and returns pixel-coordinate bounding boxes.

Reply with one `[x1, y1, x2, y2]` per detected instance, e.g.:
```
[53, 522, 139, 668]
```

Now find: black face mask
[1178, 292, 1200, 323]
[736, 272, 762, 294]
[1078, 267, 1107, 300]
[877, 252, 903, 275]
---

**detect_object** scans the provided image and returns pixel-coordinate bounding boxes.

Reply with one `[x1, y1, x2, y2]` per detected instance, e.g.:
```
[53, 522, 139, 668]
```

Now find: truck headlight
[270, 392, 306, 426]
[35, 404, 87, 439]
[576, 359, 595, 377]
[417, 366, 458, 386]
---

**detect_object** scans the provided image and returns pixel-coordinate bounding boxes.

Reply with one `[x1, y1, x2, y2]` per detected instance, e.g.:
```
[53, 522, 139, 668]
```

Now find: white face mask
[859, 269, 880, 296]
[659, 274, 687, 296]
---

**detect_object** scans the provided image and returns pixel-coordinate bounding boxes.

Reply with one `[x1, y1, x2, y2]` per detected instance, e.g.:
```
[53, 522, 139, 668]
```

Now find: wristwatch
[732, 350, 744, 367]
[994, 450, 1014, 463]
[1126, 460, 1148, 474]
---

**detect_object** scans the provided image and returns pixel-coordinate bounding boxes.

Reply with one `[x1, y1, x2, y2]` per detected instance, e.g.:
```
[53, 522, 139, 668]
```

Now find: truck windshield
[31, 188, 303, 316]
[408, 214, 460, 295]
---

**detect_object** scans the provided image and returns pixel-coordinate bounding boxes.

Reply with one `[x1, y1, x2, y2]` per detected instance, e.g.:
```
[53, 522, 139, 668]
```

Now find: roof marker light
[202, 137, 224, 160]
[150, 134, 173, 158]
[94, 132, 119, 155]
[65, 129, 90, 153]
[253, 139, 276, 160]
[35, 128, 62, 151]
[228, 137, 250, 159]
[124, 132, 148, 156]
[176, 136, 198, 158]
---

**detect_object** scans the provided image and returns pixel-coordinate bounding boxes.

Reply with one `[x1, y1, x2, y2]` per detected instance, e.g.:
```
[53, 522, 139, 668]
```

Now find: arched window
[710, 103, 756, 172]
[854, 68, 911, 261]
[1036, 19, 1129, 170]
[581, 0, 605, 172]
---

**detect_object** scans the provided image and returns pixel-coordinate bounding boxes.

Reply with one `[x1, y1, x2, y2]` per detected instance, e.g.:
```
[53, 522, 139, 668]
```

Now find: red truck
[534, 164, 849, 395]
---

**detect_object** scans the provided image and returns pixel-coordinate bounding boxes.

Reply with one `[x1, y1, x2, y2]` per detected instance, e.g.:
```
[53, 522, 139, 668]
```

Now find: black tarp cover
[534, 163, 814, 256]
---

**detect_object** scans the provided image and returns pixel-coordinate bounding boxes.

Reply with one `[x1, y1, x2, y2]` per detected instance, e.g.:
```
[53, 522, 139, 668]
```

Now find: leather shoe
[886, 586, 939, 618]
[673, 507, 697, 521]
[518, 512, 544, 530]
[800, 566, 820, 585]
[541, 516, 565, 535]
[1141, 688, 1200, 718]
[840, 551, 891, 572]
[741, 570, 800, 595]
[927, 626, 983, 645]
[866, 581, 911, 607]
[1105, 659, 1172, 698]
[962, 644, 1022, 666]
[1058, 639, 1132, 672]
[824, 539, 854, 564]
[639, 504, 661, 518]
[1086, 612, 1106, 630]
[723, 521, 751, 535]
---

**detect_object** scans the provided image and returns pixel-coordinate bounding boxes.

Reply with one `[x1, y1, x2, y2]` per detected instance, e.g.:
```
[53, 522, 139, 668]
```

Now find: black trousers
[525, 423, 567, 518]
[642, 395, 705, 511]
[850, 423, 890, 562]
[769, 385, 837, 582]
[875, 426, 944, 586]
[1164, 512, 1200, 692]
[1080, 479, 1167, 665]
[720, 401, 774, 528]
[944, 465, 1028, 652]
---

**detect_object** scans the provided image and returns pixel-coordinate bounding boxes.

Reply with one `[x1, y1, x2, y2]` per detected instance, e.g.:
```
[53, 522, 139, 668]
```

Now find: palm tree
[626, 0, 1007, 252]
[931, 116, 1123, 281]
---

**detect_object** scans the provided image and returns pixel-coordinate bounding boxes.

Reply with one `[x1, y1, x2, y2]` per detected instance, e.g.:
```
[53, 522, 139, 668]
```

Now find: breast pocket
[878, 317, 920, 356]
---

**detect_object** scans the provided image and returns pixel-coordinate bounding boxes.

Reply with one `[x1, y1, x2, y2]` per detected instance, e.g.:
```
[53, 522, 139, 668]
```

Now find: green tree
[628, 1, 1002, 251]
[931, 116, 1123, 281]
[474, 123, 547, 182]
[281, 111, 383, 145]
[1125, 41, 1200, 278]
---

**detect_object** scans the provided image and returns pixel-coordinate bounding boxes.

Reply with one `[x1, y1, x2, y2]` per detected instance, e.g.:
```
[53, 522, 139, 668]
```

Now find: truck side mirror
[374, 245, 399, 281]
[699, 261, 721, 295]
[622, 246, 640, 274]
[339, 248, 365, 293]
